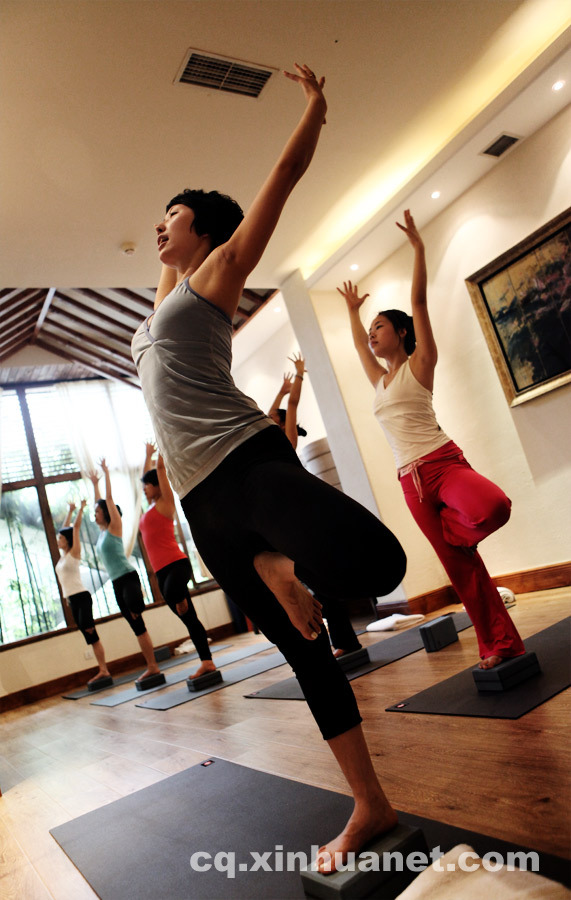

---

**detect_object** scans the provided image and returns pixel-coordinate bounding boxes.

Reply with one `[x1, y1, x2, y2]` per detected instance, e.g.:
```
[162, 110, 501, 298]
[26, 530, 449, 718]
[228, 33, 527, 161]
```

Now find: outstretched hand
[144, 442, 156, 460]
[337, 280, 370, 311]
[396, 209, 423, 250]
[280, 373, 293, 394]
[288, 351, 306, 377]
[283, 63, 326, 121]
[99, 457, 109, 474]
[87, 469, 100, 485]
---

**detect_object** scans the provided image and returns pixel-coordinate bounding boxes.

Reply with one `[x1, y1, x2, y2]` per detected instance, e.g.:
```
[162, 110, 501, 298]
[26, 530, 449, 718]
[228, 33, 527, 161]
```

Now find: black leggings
[181, 426, 406, 740]
[68, 591, 100, 645]
[112, 570, 147, 636]
[156, 558, 212, 661]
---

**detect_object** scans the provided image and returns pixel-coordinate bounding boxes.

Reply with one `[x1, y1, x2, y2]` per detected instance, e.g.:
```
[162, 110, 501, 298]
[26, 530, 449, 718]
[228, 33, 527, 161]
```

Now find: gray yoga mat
[49, 758, 570, 900]
[136, 650, 287, 710]
[386, 617, 570, 718]
[63, 644, 232, 699]
[90, 642, 276, 707]
[245, 611, 475, 700]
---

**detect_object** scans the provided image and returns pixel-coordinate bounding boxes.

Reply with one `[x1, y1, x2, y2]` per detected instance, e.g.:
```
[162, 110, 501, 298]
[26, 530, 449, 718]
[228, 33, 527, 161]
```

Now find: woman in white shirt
[56, 499, 111, 683]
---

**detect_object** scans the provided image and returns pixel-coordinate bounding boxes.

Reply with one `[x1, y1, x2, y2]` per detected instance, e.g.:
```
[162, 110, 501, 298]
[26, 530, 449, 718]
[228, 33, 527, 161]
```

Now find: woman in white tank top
[339, 210, 525, 669]
[56, 500, 111, 684]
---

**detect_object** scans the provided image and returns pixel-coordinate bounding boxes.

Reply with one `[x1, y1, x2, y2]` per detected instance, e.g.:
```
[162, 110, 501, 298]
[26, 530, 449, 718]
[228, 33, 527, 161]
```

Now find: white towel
[366, 613, 425, 632]
[395, 843, 569, 899]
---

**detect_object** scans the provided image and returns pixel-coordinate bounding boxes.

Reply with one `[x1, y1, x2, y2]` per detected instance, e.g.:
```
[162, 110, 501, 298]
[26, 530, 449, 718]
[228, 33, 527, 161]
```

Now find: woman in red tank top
[140, 444, 216, 679]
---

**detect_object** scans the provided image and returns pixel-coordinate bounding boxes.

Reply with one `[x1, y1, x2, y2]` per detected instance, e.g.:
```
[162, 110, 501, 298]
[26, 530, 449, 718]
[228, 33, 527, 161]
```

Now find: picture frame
[465, 207, 571, 407]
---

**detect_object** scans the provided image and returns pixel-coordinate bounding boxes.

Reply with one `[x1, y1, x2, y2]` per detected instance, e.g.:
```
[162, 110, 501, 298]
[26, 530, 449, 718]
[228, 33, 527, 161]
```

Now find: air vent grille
[178, 52, 274, 98]
[482, 134, 520, 158]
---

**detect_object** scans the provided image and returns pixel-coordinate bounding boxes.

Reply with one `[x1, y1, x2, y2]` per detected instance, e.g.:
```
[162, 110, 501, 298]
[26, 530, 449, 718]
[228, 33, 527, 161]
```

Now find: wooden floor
[1, 588, 569, 898]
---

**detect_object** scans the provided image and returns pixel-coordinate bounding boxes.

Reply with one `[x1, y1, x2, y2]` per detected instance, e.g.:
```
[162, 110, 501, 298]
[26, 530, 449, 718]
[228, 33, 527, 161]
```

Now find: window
[0, 380, 214, 648]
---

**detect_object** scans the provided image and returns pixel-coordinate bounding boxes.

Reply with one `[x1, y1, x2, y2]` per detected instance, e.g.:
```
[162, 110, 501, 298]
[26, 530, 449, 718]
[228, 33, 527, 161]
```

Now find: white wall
[0, 588, 231, 698]
[311, 104, 571, 597]
[232, 317, 326, 454]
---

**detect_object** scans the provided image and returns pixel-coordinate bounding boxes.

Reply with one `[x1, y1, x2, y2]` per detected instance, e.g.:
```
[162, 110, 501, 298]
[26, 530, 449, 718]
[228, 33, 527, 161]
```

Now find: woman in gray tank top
[132, 64, 407, 874]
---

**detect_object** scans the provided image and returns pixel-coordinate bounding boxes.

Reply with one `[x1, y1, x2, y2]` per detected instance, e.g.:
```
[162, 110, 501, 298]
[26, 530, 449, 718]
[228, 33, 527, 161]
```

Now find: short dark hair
[96, 498, 122, 524]
[166, 189, 244, 251]
[59, 527, 74, 549]
[377, 309, 416, 355]
[276, 408, 307, 437]
[141, 469, 159, 487]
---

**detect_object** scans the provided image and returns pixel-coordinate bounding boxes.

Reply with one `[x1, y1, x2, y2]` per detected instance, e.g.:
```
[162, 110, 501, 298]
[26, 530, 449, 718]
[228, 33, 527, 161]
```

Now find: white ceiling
[1, 0, 570, 311]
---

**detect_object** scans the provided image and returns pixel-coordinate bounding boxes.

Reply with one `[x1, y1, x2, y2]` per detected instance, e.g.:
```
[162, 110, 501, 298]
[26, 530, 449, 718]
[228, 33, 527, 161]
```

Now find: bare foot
[189, 660, 217, 679]
[88, 669, 111, 684]
[136, 667, 161, 682]
[253, 551, 323, 640]
[478, 654, 504, 669]
[315, 801, 399, 874]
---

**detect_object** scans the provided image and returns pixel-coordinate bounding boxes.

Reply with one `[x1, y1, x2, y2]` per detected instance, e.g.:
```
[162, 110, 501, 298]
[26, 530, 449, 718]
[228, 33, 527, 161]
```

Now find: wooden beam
[43, 319, 135, 363]
[35, 338, 138, 387]
[55, 292, 139, 337]
[39, 328, 136, 377]
[32, 287, 56, 339]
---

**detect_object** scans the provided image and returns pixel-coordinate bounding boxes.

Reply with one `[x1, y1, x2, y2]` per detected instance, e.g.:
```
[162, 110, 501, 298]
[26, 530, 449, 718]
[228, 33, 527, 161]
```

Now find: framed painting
[465, 207, 571, 406]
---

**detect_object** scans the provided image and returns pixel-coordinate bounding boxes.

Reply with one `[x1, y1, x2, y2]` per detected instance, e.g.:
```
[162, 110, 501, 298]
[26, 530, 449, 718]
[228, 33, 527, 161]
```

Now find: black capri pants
[112, 570, 147, 636]
[156, 558, 212, 661]
[68, 591, 100, 645]
[181, 426, 407, 741]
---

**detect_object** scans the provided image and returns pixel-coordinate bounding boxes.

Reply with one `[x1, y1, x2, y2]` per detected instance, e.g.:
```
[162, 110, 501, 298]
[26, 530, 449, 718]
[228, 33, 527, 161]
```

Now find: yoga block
[337, 647, 370, 672]
[154, 646, 171, 662]
[135, 672, 166, 691]
[186, 669, 223, 692]
[87, 675, 113, 692]
[473, 651, 541, 692]
[419, 615, 458, 652]
[301, 823, 429, 899]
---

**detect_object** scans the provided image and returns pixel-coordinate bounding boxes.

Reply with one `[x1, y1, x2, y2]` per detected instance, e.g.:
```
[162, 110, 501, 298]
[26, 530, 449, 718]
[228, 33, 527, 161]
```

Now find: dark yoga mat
[50, 758, 569, 900]
[63, 643, 233, 699]
[135, 649, 287, 709]
[245, 611, 475, 700]
[386, 617, 570, 719]
[91, 642, 276, 707]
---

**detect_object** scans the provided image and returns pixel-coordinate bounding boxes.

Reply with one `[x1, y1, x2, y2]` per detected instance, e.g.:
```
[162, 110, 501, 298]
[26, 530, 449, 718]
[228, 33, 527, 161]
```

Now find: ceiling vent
[481, 133, 520, 158]
[175, 50, 276, 98]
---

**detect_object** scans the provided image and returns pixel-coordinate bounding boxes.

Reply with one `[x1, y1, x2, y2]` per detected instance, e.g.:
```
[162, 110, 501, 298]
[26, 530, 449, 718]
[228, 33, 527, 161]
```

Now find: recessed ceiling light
[431, 190, 441, 200]
[552, 79, 565, 92]
[350, 264, 359, 271]
[274, 306, 282, 313]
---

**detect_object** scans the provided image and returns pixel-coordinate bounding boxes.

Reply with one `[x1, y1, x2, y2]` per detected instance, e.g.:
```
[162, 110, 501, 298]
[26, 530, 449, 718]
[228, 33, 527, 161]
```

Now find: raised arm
[87, 469, 101, 502]
[155, 453, 176, 519]
[284, 353, 305, 449]
[71, 499, 87, 559]
[337, 280, 385, 388]
[189, 64, 327, 317]
[143, 442, 156, 477]
[269, 373, 293, 420]
[396, 210, 437, 390]
[61, 500, 76, 529]
[99, 458, 123, 537]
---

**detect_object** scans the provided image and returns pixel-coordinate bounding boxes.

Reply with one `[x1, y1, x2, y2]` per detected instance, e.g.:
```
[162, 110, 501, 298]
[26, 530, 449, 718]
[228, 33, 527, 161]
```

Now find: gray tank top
[131, 279, 272, 497]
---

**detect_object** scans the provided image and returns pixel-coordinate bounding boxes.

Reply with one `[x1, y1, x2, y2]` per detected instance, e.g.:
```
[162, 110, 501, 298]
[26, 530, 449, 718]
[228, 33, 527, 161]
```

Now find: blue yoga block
[473, 651, 541, 692]
[154, 646, 171, 662]
[419, 615, 458, 652]
[87, 675, 114, 692]
[300, 822, 429, 899]
[135, 672, 166, 691]
[337, 647, 370, 672]
[186, 669, 223, 692]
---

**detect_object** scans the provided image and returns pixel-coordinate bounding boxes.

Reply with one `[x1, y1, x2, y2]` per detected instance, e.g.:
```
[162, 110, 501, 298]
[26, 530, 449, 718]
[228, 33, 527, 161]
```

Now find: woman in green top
[89, 459, 160, 683]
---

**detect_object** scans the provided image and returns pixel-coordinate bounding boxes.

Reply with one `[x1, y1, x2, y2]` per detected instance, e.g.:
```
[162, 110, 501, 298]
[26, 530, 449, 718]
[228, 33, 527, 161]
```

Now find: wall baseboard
[0, 623, 236, 713]
[406, 561, 570, 616]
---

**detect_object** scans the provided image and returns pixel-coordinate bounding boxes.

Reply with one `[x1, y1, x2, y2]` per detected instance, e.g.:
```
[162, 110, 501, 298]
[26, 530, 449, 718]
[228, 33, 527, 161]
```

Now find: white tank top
[55, 553, 88, 599]
[373, 359, 450, 468]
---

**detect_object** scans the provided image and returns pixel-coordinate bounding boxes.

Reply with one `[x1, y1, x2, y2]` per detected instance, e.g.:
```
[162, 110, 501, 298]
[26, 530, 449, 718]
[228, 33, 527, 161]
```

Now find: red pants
[399, 441, 525, 660]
